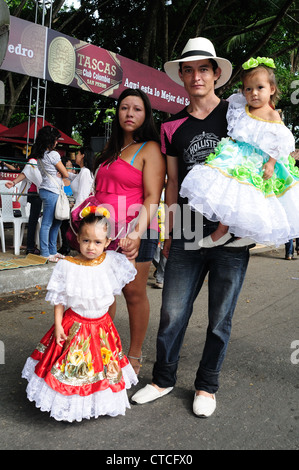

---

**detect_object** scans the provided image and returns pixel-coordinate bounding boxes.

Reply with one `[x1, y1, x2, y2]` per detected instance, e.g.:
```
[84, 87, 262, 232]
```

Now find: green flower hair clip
[242, 57, 276, 70]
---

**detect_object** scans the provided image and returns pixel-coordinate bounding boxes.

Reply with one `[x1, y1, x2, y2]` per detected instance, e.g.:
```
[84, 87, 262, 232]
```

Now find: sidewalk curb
[0, 264, 54, 293]
[0, 244, 285, 294]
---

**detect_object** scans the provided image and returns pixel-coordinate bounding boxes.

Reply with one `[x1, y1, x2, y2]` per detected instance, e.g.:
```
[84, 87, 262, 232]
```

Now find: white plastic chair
[0, 180, 29, 255]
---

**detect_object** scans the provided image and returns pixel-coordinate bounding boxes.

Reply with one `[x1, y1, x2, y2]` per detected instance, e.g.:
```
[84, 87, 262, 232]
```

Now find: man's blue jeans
[152, 234, 249, 394]
[39, 188, 62, 257]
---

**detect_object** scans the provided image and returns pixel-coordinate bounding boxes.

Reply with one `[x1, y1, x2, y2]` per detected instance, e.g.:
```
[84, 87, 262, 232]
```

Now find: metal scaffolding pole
[26, 1, 53, 156]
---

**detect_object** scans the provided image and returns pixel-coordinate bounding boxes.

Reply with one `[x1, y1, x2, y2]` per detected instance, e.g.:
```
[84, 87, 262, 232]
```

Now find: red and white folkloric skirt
[22, 308, 138, 422]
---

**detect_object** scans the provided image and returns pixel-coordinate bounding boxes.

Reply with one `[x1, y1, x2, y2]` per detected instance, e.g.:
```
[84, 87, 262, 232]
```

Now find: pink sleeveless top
[95, 157, 144, 227]
[95, 143, 158, 234]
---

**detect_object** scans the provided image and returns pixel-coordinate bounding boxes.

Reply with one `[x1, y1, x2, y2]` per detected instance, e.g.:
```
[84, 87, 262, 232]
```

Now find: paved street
[0, 246, 298, 452]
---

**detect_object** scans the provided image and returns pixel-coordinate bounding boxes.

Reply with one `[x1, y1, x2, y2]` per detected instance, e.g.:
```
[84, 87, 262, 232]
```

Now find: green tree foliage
[1, 0, 298, 143]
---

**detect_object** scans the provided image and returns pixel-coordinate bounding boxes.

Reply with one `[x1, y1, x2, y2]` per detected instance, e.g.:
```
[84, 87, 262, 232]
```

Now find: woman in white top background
[34, 126, 76, 262]
[58, 146, 95, 256]
[70, 146, 94, 206]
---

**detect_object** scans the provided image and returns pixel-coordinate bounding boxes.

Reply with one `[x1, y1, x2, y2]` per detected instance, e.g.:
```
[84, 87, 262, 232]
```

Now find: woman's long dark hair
[80, 146, 94, 172]
[94, 88, 160, 171]
[31, 126, 61, 159]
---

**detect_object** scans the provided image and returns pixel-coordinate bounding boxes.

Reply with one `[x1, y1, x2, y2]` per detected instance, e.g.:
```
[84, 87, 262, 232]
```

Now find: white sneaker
[130, 384, 173, 404]
[193, 393, 216, 418]
[47, 255, 59, 263]
[54, 253, 65, 259]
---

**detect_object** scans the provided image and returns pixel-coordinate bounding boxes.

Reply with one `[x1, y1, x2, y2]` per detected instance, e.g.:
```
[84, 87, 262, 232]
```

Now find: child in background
[180, 57, 298, 248]
[22, 207, 137, 422]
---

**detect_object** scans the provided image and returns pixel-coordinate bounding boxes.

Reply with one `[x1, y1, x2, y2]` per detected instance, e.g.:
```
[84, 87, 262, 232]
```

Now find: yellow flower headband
[242, 57, 276, 70]
[81, 205, 110, 219]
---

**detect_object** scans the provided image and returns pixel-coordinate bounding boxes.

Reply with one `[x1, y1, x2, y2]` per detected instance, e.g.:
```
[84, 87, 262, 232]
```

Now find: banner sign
[1, 16, 189, 113]
[2, 17, 47, 79]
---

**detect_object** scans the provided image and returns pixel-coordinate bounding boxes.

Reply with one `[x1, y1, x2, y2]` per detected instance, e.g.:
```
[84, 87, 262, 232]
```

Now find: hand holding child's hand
[118, 236, 140, 261]
[118, 237, 131, 251]
[55, 325, 67, 347]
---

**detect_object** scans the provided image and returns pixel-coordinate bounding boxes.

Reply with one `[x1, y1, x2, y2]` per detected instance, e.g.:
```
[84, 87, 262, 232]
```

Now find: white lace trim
[45, 251, 137, 316]
[181, 164, 299, 246]
[227, 93, 295, 160]
[22, 357, 138, 422]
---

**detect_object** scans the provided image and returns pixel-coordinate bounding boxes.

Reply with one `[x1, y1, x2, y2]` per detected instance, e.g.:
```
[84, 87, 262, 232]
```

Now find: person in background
[57, 157, 76, 256]
[34, 126, 76, 262]
[61, 156, 75, 196]
[71, 146, 94, 206]
[59, 147, 94, 256]
[1, 161, 20, 171]
[285, 239, 294, 260]
[153, 184, 166, 288]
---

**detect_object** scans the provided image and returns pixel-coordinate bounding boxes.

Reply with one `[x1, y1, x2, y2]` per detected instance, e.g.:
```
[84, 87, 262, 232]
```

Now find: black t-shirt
[160, 99, 228, 235]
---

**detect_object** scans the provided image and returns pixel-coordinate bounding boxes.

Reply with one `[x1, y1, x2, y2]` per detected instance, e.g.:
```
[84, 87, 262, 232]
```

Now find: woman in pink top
[69, 89, 165, 374]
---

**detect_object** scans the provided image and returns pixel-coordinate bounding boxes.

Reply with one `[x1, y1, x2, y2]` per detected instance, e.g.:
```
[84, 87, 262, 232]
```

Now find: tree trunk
[1, 74, 30, 126]
[141, 0, 161, 65]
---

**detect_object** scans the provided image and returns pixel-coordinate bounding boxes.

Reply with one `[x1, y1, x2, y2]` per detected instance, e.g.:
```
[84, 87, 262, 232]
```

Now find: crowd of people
[2, 36, 298, 422]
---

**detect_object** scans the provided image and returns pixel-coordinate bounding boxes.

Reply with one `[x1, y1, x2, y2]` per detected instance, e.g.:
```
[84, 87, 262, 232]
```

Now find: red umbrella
[0, 118, 80, 146]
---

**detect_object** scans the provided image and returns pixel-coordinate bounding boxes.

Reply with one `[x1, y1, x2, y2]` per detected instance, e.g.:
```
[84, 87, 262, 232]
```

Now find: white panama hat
[164, 37, 232, 89]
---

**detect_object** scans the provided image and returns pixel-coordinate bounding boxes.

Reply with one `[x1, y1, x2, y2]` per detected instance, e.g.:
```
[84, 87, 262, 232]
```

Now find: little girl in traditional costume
[22, 207, 138, 422]
[180, 57, 298, 247]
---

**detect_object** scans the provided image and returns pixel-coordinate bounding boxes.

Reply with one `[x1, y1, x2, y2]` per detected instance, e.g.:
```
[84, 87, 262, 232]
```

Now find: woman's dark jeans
[26, 193, 42, 251]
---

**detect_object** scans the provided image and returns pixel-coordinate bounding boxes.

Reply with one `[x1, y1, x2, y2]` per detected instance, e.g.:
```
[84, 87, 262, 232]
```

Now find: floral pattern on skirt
[22, 309, 138, 421]
[31, 309, 129, 395]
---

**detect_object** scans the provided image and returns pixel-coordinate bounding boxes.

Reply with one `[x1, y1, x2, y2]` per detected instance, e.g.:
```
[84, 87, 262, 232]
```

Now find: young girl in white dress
[22, 206, 138, 422]
[180, 57, 298, 248]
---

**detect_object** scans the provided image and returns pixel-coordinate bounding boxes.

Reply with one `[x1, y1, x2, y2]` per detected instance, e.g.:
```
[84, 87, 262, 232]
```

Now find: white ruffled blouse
[45, 251, 136, 318]
[227, 93, 295, 161]
[70, 167, 94, 207]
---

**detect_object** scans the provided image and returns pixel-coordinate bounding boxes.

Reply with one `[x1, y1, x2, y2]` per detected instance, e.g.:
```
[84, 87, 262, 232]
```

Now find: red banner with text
[1, 16, 189, 114]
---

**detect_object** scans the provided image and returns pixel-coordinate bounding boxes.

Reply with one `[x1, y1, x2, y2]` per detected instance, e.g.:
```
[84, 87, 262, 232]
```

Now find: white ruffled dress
[180, 93, 298, 246]
[22, 251, 138, 422]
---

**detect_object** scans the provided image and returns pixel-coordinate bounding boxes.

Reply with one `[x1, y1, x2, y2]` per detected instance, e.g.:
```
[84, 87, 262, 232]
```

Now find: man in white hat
[131, 37, 249, 417]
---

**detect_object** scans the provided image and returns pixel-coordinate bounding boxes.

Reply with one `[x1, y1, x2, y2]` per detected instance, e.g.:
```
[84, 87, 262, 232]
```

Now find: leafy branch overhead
[1, 0, 298, 142]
